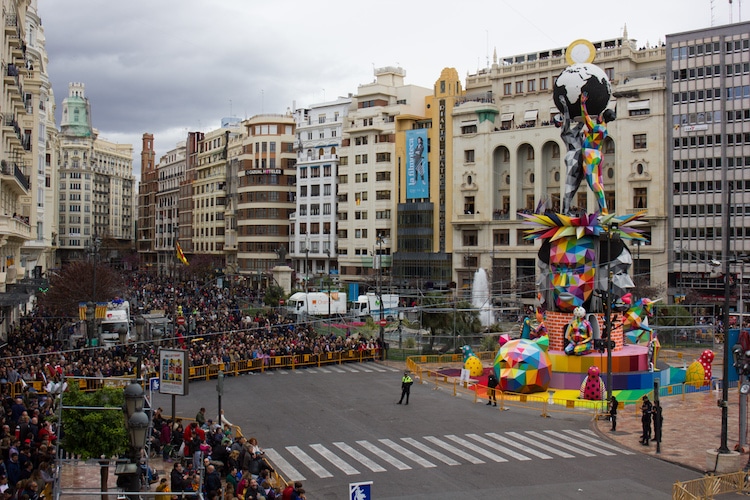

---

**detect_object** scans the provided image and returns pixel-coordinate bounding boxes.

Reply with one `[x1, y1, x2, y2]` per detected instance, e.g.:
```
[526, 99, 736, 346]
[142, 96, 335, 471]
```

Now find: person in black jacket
[640, 395, 653, 445]
[609, 395, 618, 432]
[170, 462, 191, 492]
[204, 464, 222, 497]
[486, 373, 499, 406]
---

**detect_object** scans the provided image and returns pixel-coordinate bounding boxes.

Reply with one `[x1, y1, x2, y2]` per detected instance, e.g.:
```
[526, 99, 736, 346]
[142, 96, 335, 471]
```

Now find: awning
[627, 100, 650, 111]
[500, 113, 514, 122]
[524, 109, 539, 121]
[550, 107, 560, 115]
[461, 120, 478, 126]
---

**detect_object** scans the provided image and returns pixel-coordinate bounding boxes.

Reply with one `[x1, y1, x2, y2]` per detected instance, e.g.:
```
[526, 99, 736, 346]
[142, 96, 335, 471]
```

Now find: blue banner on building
[406, 129, 428, 199]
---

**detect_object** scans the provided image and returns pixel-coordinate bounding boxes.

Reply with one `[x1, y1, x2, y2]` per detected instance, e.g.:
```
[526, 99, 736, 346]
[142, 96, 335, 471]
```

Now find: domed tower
[60, 82, 93, 137]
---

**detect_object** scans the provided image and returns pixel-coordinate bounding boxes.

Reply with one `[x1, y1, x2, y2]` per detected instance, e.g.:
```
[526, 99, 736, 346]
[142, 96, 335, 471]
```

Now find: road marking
[356, 440, 411, 470]
[567, 429, 637, 455]
[401, 438, 461, 465]
[286, 446, 333, 478]
[333, 442, 387, 472]
[378, 439, 436, 468]
[328, 366, 347, 373]
[543, 430, 615, 456]
[310, 444, 359, 475]
[466, 433, 532, 461]
[506, 431, 575, 458]
[340, 365, 361, 373]
[486, 432, 552, 459]
[264, 448, 306, 482]
[443, 434, 508, 462]
[317, 367, 332, 373]
[525, 431, 595, 457]
[423, 436, 485, 464]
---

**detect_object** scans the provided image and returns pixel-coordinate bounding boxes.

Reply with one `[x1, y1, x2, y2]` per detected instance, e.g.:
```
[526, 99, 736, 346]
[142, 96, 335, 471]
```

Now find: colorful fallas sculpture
[507, 40, 661, 392]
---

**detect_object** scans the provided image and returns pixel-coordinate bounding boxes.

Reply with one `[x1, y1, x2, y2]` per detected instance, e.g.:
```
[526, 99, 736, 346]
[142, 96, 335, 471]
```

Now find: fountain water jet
[472, 268, 493, 327]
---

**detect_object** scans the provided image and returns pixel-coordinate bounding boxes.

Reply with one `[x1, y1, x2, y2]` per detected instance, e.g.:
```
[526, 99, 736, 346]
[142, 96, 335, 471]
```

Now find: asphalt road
[151, 362, 698, 499]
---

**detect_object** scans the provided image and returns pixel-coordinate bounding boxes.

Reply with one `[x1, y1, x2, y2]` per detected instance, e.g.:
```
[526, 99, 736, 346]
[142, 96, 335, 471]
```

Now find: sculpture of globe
[553, 63, 611, 118]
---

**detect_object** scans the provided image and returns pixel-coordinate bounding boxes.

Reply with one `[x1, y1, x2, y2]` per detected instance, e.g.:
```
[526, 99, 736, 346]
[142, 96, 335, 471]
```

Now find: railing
[673, 471, 748, 499]
[4, 348, 382, 397]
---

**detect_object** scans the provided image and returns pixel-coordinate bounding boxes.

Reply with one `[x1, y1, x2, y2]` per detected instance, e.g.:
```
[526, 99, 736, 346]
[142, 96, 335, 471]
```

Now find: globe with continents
[553, 63, 612, 118]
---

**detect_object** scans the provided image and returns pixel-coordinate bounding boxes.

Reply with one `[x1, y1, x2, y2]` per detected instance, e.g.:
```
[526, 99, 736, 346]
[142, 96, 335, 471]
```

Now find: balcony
[0, 214, 31, 241]
[0, 160, 30, 193]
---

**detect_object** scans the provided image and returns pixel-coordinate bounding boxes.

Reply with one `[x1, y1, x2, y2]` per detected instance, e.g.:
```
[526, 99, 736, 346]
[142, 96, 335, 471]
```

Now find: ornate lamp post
[120, 380, 149, 499]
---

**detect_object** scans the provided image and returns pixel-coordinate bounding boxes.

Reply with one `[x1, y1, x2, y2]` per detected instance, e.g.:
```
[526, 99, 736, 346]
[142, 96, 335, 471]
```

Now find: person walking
[640, 395, 653, 445]
[486, 372, 499, 406]
[397, 371, 413, 405]
[609, 395, 618, 432]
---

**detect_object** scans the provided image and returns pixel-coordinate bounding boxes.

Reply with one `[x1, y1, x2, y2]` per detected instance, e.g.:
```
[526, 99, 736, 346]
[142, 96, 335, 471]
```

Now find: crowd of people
[0, 271, 381, 498]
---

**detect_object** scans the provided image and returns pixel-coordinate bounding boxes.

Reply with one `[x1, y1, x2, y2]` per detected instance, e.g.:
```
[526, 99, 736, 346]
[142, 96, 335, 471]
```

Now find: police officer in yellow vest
[398, 370, 413, 405]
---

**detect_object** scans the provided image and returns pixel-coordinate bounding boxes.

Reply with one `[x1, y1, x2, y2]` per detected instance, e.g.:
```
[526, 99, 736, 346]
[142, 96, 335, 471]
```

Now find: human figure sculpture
[556, 99, 585, 216]
[564, 306, 594, 356]
[581, 92, 614, 214]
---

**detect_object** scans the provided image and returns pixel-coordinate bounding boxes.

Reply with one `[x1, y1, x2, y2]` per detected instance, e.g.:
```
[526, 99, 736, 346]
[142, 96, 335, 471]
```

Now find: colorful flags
[95, 302, 108, 319]
[78, 302, 87, 321]
[176, 241, 189, 266]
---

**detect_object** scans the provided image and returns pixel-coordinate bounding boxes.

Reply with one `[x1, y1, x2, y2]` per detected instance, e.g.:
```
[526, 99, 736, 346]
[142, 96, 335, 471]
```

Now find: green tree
[37, 261, 126, 317]
[58, 382, 129, 460]
[420, 292, 481, 352]
[263, 284, 286, 307]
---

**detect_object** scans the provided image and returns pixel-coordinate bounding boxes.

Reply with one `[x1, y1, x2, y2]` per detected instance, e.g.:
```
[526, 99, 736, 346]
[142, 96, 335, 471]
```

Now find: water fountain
[472, 268, 493, 327]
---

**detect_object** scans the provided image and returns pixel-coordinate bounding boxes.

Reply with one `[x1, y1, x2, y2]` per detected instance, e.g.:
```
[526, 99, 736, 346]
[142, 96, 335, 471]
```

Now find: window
[493, 229, 510, 246]
[375, 190, 390, 200]
[463, 230, 478, 246]
[464, 150, 475, 163]
[464, 196, 475, 214]
[633, 187, 647, 209]
[461, 124, 477, 134]
[539, 77, 548, 90]
[375, 171, 391, 181]
[527, 79, 536, 92]
[504, 83, 512, 95]
[605, 67, 614, 80]
[633, 134, 647, 149]
[376, 152, 391, 162]
[515, 81, 524, 93]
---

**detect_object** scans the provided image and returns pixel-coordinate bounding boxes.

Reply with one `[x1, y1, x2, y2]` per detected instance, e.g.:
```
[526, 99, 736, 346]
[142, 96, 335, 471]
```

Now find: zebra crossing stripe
[486, 432, 553, 459]
[423, 436, 485, 464]
[340, 365, 361, 373]
[317, 367, 332, 373]
[443, 435, 508, 462]
[378, 439, 437, 468]
[310, 444, 360, 475]
[506, 432, 575, 458]
[333, 442, 387, 472]
[401, 438, 461, 466]
[466, 434, 532, 461]
[525, 431, 596, 457]
[356, 440, 411, 470]
[263, 448, 306, 482]
[543, 430, 615, 456]
[567, 429, 636, 455]
[328, 367, 347, 373]
[355, 365, 373, 372]
[286, 446, 333, 478]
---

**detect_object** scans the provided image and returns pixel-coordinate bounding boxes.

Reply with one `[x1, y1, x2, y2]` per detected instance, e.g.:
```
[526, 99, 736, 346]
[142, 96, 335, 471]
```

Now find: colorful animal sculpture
[521, 309, 548, 340]
[493, 335, 552, 394]
[685, 349, 715, 388]
[579, 365, 605, 400]
[564, 306, 594, 356]
[461, 345, 483, 377]
[621, 294, 662, 369]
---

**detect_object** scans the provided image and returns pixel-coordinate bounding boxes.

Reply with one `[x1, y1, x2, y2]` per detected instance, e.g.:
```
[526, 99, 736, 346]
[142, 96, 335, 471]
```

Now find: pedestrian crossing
[264, 429, 635, 481]
[259, 363, 402, 375]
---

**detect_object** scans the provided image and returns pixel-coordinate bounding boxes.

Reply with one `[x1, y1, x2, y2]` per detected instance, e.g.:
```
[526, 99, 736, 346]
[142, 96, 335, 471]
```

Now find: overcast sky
[38, 0, 739, 178]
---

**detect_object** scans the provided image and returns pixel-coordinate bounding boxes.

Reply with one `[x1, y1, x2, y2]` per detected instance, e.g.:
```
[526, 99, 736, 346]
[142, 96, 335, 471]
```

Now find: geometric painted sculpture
[579, 365, 605, 400]
[494, 335, 552, 394]
[685, 349, 715, 388]
[461, 345, 484, 377]
[564, 306, 594, 356]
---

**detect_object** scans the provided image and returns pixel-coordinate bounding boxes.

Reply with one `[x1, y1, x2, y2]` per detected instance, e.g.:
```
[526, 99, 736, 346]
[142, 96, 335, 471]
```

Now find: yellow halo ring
[566, 39, 596, 65]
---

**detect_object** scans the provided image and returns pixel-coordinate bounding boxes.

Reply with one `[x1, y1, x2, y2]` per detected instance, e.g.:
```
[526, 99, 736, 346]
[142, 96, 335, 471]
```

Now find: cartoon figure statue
[522, 309, 548, 340]
[579, 365, 606, 400]
[685, 349, 715, 388]
[580, 92, 615, 214]
[494, 335, 552, 394]
[564, 306, 594, 356]
[622, 294, 661, 370]
[520, 316, 533, 339]
[461, 345, 483, 378]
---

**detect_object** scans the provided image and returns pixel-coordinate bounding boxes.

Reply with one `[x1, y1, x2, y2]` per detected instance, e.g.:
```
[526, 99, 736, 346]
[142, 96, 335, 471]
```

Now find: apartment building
[57, 83, 135, 264]
[337, 67, 431, 286]
[236, 114, 296, 280]
[667, 21, 750, 308]
[452, 35, 669, 304]
[291, 96, 350, 285]
[20, 0, 57, 279]
[154, 140, 187, 275]
[391, 67, 463, 289]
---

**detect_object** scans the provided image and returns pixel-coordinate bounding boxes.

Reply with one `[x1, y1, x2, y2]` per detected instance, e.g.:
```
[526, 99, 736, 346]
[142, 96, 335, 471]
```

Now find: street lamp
[87, 235, 101, 302]
[604, 221, 619, 404]
[120, 380, 149, 499]
[376, 234, 386, 361]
